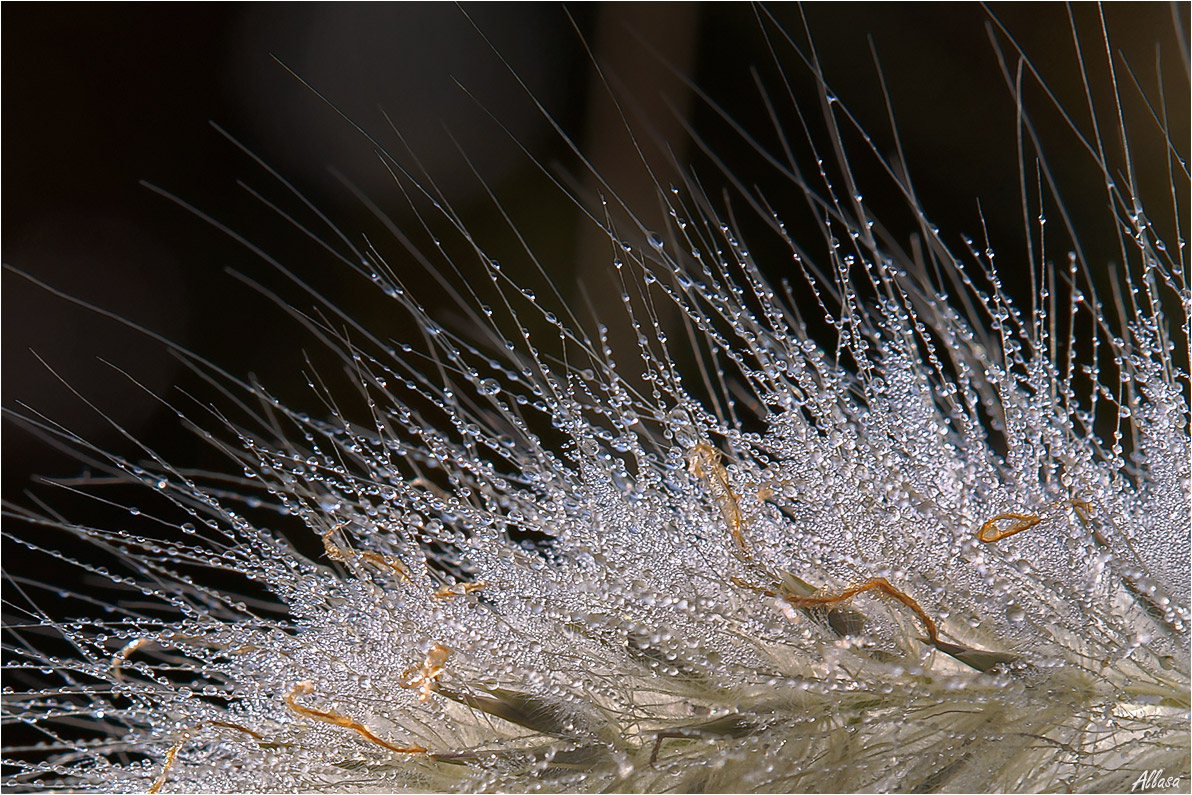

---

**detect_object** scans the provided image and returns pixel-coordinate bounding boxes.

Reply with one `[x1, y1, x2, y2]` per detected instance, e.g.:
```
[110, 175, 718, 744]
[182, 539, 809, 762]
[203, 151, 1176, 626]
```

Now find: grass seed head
[2, 5, 1189, 793]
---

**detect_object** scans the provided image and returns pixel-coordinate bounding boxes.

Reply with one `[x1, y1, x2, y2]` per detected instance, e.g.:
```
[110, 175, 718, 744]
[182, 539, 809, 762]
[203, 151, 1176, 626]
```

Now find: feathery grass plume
[2, 5, 1189, 793]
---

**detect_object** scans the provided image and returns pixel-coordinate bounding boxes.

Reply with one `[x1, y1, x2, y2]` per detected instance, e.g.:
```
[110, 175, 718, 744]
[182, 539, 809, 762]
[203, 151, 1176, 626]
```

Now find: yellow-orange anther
[978, 512, 1043, 543]
[285, 681, 427, 754]
[148, 721, 264, 793]
[432, 581, 487, 599]
[781, 576, 940, 645]
[322, 526, 412, 582]
[148, 740, 182, 794]
[688, 442, 750, 560]
[398, 643, 452, 702]
[111, 637, 150, 680]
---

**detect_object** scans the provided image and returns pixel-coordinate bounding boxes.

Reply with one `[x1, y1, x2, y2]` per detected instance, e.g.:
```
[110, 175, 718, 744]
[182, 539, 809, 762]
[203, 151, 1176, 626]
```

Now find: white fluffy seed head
[3, 6, 1189, 794]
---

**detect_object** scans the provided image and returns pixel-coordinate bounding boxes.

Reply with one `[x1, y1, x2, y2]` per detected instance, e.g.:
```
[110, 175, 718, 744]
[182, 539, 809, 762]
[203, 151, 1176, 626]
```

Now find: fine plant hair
[2, 5, 1189, 794]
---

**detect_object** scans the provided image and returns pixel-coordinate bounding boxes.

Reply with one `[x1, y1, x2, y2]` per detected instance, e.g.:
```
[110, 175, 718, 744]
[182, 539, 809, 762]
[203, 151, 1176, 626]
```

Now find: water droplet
[668, 408, 698, 448]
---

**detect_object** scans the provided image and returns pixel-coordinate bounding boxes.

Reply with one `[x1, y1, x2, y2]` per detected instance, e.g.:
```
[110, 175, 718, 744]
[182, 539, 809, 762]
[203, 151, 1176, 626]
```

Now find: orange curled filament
[322, 526, 412, 582]
[979, 499, 1097, 544]
[687, 442, 750, 560]
[781, 576, 940, 645]
[359, 550, 414, 581]
[148, 741, 181, 794]
[111, 637, 150, 680]
[148, 720, 264, 793]
[978, 512, 1042, 543]
[432, 581, 487, 599]
[285, 681, 427, 754]
[398, 643, 452, 702]
[206, 720, 264, 740]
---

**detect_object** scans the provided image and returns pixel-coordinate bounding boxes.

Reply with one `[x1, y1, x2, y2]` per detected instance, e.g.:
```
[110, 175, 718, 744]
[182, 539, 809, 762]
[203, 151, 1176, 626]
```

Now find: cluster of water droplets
[4, 11, 1189, 795]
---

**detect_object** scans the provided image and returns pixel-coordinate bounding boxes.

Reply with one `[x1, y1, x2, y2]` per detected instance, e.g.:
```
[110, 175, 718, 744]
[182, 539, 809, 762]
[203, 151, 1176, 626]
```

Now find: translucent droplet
[668, 408, 698, 448]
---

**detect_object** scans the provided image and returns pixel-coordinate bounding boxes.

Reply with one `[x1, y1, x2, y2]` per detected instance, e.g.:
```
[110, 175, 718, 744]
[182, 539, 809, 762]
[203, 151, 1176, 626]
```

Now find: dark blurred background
[3, 3, 1187, 553]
